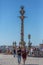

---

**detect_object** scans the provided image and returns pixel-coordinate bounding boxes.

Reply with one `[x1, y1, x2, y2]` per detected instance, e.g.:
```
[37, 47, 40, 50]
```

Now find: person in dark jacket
[17, 46, 21, 65]
[13, 47, 16, 57]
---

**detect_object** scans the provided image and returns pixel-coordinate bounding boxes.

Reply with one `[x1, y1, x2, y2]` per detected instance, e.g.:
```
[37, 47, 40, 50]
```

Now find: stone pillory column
[19, 6, 26, 46]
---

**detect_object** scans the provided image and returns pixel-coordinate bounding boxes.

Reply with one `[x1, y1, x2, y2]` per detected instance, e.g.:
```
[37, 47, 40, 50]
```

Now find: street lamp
[13, 41, 16, 48]
[28, 34, 32, 50]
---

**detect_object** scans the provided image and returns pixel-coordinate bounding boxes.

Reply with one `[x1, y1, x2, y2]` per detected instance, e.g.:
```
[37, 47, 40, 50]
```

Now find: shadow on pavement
[25, 64, 39, 65]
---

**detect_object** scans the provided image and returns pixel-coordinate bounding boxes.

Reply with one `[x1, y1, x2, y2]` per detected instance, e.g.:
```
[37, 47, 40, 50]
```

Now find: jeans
[18, 55, 21, 64]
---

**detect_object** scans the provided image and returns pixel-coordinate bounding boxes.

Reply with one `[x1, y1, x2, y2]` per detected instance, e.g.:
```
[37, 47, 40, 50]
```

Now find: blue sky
[0, 0, 43, 46]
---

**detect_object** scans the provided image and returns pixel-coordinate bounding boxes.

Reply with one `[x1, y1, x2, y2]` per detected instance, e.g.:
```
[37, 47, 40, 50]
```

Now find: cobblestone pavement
[0, 54, 43, 65]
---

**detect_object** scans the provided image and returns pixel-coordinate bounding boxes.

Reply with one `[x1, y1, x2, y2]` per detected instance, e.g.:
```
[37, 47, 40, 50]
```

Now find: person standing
[17, 46, 21, 65]
[13, 47, 16, 57]
[30, 48, 33, 56]
[21, 46, 27, 65]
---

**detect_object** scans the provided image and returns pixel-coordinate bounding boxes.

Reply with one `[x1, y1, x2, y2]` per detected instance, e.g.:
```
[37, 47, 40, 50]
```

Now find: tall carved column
[19, 6, 26, 46]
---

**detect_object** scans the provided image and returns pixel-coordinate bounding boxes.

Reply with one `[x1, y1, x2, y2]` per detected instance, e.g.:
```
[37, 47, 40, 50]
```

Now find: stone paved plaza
[0, 54, 43, 65]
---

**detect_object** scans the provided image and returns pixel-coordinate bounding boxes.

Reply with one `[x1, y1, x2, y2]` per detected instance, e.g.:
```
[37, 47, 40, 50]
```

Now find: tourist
[21, 46, 27, 65]
[30, 48, 33, 56]
[17, 46, 21, 65]
[13, 47, 16, 57]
